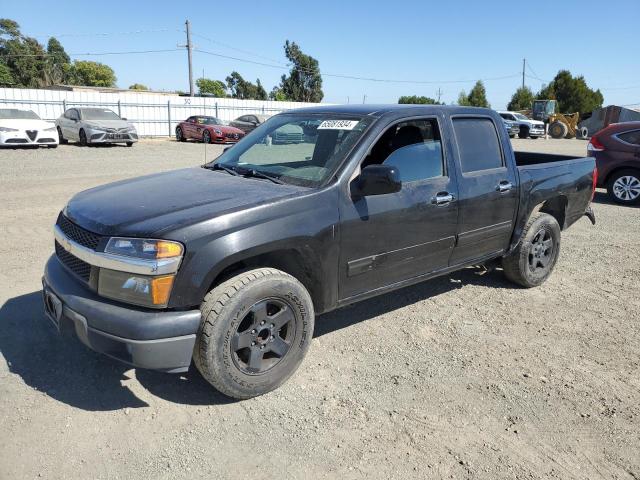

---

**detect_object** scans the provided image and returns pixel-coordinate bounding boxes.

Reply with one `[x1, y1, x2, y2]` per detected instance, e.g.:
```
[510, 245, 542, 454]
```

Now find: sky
[2, 0, 639, 109]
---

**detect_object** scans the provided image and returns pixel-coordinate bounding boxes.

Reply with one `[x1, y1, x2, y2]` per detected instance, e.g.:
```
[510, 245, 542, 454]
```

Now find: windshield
[514, 113, 529, 120]
[0, 109, 40, 120]
[195, 117, 227, 126]
[208, 114, 373, 187]
[81, 109, 121, 120]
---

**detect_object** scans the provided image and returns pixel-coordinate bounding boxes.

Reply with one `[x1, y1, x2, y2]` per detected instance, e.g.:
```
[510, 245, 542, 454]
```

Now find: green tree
[0, 19, 46, 88]
[43, 37, 70, 85]
[278, 40, 323, 102]
[67, 60, 116, 87]
[0, 61, 13, 85]
[129, 83, 149, 90]
[507, 86, 534, 111]
[457, 81, 490, 107]
[225, 71, 267, 100]
[535, 70, 603, 114]
[398, 95, 442, 105]
[196, 77, 226, 97]
[269, 86, 288, 101]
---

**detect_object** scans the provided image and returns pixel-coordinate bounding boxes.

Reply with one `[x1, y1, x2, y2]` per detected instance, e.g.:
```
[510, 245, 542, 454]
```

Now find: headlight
[125, 126, 136, 133]
[0, 127, 18, 132]
[214, 129, 222, 135]
[45, 126, 57, 132]
[98, 269, 175, 307]
[86, 124, 106, 132]
[105, 237, 183, 259]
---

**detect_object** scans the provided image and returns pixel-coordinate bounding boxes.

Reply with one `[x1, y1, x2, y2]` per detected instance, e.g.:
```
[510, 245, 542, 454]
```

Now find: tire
[202, 130, 211, 144]
[47, 144, 58, 149]
[79, 129, 88, 146]
[126, 142, 133, 147]
[606, 169, 640, 205]
[502, 212, 561, 288]
[57, 127, 68, 144]
[518, 126, 529, 139]
[548, 121, 568, 139]
[194, 268, 315, 399]
[176, 127, 185, 142]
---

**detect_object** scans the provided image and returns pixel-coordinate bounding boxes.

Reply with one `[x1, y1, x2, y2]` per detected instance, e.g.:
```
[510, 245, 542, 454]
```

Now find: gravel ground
[1, 138, 639, 480]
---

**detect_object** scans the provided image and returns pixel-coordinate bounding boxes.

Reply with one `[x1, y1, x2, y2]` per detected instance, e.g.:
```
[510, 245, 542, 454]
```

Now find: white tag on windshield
[317, 120, 359, 130]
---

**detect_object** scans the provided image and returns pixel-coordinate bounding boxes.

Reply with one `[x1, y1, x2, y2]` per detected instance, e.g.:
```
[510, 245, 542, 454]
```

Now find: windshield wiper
[207, 163, 240, 176]
[239, 168, 285, 185]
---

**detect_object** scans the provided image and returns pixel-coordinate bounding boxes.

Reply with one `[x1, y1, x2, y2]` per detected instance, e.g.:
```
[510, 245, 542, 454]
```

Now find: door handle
[496, 181, 513, 193]
[431, 192, 454, 206]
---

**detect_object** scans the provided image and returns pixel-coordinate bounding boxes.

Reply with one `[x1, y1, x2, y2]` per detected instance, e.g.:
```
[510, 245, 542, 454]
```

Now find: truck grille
[56, 213, 101, 250]
[55, 241, 91, 281]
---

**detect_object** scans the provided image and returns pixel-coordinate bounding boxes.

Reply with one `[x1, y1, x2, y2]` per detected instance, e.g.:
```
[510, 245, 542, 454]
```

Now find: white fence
[0, 88, 327, 137]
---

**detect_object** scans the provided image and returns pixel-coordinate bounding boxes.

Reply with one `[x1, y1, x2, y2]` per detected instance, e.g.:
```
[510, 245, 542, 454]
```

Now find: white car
[55, 108, 138, 147]
[498, 111, 545, 139]
[0, 108, 59, 148]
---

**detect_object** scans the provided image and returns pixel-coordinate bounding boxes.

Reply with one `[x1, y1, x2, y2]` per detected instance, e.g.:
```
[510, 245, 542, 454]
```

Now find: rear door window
[452, 117, 504, 173]
[618, 130, 640, 146]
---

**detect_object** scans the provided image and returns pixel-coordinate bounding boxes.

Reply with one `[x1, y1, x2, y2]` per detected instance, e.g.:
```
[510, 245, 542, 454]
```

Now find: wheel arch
[602, 165, 640, 186]
[536, 195, 568, 230]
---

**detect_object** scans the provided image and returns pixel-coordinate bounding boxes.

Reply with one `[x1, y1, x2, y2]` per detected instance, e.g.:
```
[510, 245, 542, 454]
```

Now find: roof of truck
[288, 104, 493, 116]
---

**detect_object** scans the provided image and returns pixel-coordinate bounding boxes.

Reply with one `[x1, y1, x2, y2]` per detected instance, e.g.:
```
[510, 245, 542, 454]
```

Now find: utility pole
[436, 87, 443, 103]
[185, 20, 194, 96]
[362, 94, 367, 104]
[522, 58, 526, 89]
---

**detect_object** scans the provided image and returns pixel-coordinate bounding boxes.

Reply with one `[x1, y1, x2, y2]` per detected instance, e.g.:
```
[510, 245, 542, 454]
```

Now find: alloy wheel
[613, 175, 640, 202]
[528, 228, 553, 273]
[231, 298, 295, 375]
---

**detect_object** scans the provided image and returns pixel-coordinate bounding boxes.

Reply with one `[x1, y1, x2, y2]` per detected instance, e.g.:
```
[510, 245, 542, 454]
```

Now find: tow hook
[584, 206, 596, 225]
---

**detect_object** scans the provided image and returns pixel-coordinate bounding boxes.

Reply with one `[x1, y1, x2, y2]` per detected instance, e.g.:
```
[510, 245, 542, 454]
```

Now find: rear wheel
[502, 212, 561, 288]
[194, 268, 315, 399]
[606, 169, 640, 205]
[548, 121, 568, 139]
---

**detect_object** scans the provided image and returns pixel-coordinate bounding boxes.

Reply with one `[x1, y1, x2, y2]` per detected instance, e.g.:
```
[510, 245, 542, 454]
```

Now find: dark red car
[175, 116, 245, 144]
[588, 121, 640, 205]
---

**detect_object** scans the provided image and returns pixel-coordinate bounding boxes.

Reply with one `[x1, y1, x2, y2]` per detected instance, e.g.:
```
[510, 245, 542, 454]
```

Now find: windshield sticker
[317, 120, 359, 130]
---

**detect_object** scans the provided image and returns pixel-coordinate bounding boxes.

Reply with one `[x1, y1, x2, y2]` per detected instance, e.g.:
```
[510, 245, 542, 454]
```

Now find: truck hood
[64, 167, 307, 237]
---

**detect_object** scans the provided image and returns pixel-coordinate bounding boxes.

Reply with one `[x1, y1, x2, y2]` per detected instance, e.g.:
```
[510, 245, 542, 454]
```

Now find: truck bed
[514, 151, 584, 167]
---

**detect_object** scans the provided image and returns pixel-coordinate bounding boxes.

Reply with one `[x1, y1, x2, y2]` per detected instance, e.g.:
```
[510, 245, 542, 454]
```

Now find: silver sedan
[55, 108, 138, 147]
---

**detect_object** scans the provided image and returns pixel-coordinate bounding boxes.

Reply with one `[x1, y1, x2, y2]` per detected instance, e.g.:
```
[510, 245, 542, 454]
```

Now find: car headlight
[0, 127, 18, 132]
[98, 270, 175, 308]
[86, 124, 106, 132]
[45, 126, 57, 132]
[125, 126, 136, 133]
[105, 237, 183, 260]
[213, 129, 222, 135]
[98, 238, 184, 307]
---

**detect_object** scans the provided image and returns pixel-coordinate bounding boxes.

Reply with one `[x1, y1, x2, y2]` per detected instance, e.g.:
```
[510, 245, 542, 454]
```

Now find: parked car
[587, 121, 640, 205]
[0, 108, 59, 148]
[55, 108, 138, 147]
[175, 116, 245, 144]
[498, 111, 545, 139]
[502, 118, 520, 138]
[229, 114, 270, 134]
[43, 105, 596, 399]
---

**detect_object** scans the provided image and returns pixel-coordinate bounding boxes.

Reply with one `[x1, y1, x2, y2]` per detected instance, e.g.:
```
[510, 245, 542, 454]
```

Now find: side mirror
[352, 164, 401, 197]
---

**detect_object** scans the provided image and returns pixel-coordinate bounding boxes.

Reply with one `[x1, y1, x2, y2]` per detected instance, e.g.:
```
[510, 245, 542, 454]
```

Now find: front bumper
[88, 130, 138, 144]
[42, 255, 200, 372]
[0, 130, 59, 146]
[529, 127, 545, 136]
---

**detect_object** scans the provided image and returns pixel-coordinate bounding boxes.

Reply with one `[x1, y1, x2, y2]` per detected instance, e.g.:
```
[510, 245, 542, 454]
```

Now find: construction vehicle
[531, 99, 586, 139]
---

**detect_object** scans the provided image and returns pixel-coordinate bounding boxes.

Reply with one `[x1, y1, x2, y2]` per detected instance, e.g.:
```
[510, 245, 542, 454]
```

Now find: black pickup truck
[43, 105, 596, 399]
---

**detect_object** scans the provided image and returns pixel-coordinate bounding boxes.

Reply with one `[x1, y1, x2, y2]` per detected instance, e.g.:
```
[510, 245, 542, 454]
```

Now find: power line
[191, 32, 287, 66]
[195, 48, 520, 85]
[0, 49, 182, 58]
[29, 28, 181, 38]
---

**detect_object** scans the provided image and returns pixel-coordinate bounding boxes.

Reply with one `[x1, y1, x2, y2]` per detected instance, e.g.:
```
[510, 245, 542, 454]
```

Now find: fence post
[215, 102, 218, 118]
[62, 99, 66, 112]
[117, 100, 121, 117]
[167, 101, 171, 137]
[262, 105, 265, 114]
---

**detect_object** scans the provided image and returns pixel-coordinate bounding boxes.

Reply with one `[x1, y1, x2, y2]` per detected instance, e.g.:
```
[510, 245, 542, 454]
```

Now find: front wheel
[57, 127, 67, 144]
[518, 127, 529, 139]
[202, 130, 211, 144]
[194, 268, 315, 399]
[502, 212, 561, 288]
[126, 142, 133, 147]
[176, 127, 185, 142]
[607, 169, 640, 205]
[79, 129, 88, 146]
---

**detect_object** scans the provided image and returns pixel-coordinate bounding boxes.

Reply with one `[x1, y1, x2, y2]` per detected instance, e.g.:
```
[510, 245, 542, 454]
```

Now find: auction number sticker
[317, 120, 359, 130]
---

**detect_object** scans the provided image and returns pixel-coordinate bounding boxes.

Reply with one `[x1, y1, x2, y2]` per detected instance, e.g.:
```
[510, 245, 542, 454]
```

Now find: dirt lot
[1, 138, 639, 480]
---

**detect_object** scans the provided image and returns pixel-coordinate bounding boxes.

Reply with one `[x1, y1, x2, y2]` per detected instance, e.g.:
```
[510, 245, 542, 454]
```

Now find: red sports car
[175, 116, 245, 144]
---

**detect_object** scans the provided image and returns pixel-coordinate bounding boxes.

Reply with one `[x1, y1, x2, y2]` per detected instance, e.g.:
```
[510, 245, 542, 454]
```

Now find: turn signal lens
[155, 241, 183, 259]
[150, 275, 175, 305]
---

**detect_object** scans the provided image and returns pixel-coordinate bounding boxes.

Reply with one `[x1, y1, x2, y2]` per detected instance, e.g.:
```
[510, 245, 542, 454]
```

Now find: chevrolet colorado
[43, 105, 596, 399]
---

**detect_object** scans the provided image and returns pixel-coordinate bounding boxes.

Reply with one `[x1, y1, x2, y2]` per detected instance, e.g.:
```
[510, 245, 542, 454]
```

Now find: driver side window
[363, 118, 444, 183]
